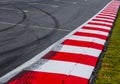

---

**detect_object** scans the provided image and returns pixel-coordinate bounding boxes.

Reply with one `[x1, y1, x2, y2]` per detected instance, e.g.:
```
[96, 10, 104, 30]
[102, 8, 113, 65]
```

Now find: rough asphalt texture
[0, 0, 110, 77]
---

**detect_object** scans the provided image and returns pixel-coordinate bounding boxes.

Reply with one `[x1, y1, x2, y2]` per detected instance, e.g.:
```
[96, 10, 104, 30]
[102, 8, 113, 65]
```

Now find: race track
[0, 0, 110, 77]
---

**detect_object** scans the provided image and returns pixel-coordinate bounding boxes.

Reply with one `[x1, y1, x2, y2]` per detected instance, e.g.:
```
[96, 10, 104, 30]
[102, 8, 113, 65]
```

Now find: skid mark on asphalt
[54, 0, 77, 5]
[0, 7, 17, 11]
[29, 3, 60, 8]
[0, 21, 71, 32]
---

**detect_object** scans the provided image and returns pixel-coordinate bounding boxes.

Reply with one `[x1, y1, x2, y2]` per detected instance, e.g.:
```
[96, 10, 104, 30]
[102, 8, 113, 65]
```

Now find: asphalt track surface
[0, 0, 111, 77]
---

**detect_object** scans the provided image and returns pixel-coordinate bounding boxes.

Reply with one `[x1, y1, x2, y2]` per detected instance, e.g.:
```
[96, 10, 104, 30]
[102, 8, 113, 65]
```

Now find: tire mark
[0, 4, 27, 32]
[0, 1, 60, 54]
[0, 1, 60, 76]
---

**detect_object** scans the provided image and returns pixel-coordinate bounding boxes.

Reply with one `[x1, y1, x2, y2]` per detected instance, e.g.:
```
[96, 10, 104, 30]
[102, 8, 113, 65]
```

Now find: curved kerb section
[1, 1, 120, 84]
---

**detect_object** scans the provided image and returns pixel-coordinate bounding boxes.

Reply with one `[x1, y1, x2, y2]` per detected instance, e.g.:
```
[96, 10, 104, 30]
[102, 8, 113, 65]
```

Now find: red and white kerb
[6, 1, 120, 84]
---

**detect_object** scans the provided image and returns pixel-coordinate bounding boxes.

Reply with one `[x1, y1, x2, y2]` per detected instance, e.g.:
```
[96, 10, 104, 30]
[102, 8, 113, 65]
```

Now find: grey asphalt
[0, 0, 111, 77]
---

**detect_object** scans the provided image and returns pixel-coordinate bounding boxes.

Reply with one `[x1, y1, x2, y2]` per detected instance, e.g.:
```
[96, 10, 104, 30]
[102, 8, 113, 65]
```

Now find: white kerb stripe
[53, 45, 87, 54]
[70, 63, 94, 79]
[53, 45, 102, 57]
[68, 35, 106, 45]
[97, 15, 115, 19]
[26, 59, 94, 79]
[85, 24, 111, 30]
[101, 11, 117, 14]
[93, 17, 114, 22]
[85, 47, 102, 57]
[89, 21, 113, 25]
[25, 59, 76, 75]
[77, 29, 109, 36]
[99, 13, 116, 17]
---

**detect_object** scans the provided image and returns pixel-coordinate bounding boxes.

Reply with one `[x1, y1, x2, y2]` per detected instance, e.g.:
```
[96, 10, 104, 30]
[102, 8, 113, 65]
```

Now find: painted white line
[29, 3, 60, 8]
[0, 7, 31, 13]
[85, 24, 111, 30]
[68, 35, 106, 45]
[77, 29, 109, 36]
[0, 7, 31, 14]
[0, 7, 32, 14]
[54, 0, 77, 4]
[25, 59, 76, 75]
[0, 7, 17, 11]
[70, 63, 94, 79]
[0, 21, 71, 32]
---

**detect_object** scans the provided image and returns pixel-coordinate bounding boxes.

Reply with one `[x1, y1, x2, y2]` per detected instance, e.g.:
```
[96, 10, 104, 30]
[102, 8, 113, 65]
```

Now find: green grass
[95, 11, 120, 84]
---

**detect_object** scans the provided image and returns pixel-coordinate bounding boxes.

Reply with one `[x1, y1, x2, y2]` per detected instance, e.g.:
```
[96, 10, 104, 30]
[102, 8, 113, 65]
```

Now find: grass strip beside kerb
[95, 10, 120, 84]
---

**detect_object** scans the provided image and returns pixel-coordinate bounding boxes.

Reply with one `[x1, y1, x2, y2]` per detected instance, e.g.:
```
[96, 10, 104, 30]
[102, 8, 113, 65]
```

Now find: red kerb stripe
[43, 51, 98, 66]
[88, 22, 112, 27]
[98, 14, 115, 17]
[74, 32, 108, 40]
[92, 18, 113, 23]
[7, 71, 67, 84]
[64, 75, 89, 84]
[62, 39, 104, 50]
[43, 51, 83, 63]
[82, 26, 110, 33]
[96, 16, 115, 20]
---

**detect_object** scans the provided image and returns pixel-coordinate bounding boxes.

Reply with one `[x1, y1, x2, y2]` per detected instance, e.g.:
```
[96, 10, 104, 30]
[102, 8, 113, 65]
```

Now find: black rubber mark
[0, 4, 27, 32]
[0, 1, 60, 77]
[0, 2, 60, 54]
[27, 4, 60, 39]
